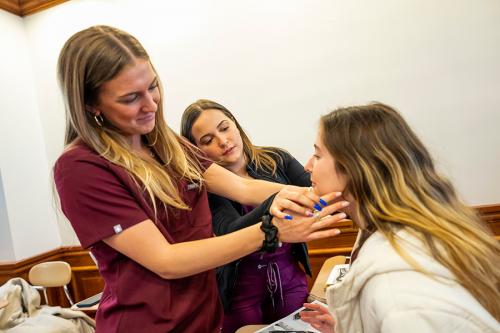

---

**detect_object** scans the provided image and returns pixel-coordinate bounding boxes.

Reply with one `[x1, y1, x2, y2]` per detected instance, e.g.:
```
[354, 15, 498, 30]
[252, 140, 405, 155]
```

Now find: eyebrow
[117, 77, 158, 99]
[199, 120, 228, 143]
[217, 120, 229, 129]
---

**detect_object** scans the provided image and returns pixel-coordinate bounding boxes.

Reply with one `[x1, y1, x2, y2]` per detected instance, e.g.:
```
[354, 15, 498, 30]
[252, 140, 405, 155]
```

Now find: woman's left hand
[300, 302, 336, 333]
[269, 186, 341, 219]
[273, 199, 349, 243]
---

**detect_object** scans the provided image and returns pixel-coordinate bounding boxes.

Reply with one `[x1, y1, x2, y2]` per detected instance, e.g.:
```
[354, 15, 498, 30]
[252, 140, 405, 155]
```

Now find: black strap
[260, 214, 280, 253]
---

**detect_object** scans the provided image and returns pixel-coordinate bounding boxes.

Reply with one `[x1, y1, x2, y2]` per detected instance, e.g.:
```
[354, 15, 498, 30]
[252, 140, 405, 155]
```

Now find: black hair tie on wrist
[260, 214, 280, 253]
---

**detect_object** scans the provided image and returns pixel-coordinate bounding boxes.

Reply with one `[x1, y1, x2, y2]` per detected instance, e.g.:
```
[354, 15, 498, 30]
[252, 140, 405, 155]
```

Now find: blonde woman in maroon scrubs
[53, 25, 347, 333]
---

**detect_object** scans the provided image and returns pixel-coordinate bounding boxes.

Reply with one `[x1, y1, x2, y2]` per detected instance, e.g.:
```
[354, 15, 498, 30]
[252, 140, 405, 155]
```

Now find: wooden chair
[28, 261, 74, 306]
[235, 325, 266, 333]
[308, 255, 347, 303]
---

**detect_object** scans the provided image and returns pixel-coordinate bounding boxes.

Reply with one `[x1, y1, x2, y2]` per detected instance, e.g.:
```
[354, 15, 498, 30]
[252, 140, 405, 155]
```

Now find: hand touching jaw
[271, 193, 350, 243]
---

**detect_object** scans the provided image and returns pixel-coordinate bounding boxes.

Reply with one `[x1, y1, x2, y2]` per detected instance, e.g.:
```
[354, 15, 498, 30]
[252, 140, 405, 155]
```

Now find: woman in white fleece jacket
[299, 103, 500, 333]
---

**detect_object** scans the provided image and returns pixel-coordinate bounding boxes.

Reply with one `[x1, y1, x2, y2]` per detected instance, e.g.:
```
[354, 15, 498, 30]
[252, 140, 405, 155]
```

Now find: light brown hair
[57, 25, 204, 213]
[181, 99, 283, 174]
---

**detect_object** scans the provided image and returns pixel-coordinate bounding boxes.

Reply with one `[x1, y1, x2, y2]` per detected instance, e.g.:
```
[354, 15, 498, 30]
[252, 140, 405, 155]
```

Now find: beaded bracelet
[260, 214, 280, 253]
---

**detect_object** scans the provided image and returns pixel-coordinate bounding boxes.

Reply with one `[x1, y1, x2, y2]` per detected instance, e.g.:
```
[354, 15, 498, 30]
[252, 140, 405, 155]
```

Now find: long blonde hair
[321, 103, 500, 320]
[57, 25, 204, 212]
[181, 99, 283, 174]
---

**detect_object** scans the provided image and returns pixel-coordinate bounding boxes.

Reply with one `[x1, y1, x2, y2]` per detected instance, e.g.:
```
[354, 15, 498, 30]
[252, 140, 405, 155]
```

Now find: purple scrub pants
[221, 244, 308, 333]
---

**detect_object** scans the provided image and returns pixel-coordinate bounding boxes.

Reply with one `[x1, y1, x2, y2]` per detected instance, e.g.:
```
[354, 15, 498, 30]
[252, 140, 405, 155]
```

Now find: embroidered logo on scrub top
[187, 183, 199, 190]
[113, 224, 123, 234]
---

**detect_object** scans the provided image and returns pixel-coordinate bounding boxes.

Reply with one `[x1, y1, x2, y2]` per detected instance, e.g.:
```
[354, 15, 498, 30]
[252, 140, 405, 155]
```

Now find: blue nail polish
[319, 198, 327, 207]
[284, 215, 293, 220]
[313, 203, 322, 211]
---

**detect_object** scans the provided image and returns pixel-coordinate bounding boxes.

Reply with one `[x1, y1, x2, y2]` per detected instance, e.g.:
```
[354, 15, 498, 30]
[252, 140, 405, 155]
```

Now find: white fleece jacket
[326, 230, 500, 333]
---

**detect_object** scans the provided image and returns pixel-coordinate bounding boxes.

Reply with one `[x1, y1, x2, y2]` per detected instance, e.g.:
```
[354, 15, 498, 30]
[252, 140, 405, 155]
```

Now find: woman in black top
[181, 99, 320, 333]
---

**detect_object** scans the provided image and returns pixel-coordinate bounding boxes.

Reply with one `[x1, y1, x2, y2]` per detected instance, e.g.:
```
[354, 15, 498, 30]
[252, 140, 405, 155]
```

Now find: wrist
[259, 214, 281, 253]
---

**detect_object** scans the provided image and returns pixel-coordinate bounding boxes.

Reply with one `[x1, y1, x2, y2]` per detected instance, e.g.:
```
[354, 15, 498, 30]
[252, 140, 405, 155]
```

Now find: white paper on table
[254, 300, 328, 333]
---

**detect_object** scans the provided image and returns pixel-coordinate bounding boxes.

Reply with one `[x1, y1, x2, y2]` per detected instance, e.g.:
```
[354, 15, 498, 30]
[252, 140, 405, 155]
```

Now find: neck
[346, 201, 366, 229]
[128, 135, 153, 160]
[226, 155, 249, 178]
[128, 135, 143, 151]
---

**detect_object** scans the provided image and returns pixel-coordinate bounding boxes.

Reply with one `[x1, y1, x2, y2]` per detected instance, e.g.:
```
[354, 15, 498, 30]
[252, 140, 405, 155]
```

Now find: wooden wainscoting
[305, 203, 500, 290]
[0, 204, 498, 306]
[476, 204, 500, 238]
[0, 247, 103, 308]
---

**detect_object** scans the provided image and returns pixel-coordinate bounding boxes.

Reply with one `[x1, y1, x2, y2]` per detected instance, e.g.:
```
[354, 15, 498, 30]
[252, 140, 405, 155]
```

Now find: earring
[94, 114, 104, 127]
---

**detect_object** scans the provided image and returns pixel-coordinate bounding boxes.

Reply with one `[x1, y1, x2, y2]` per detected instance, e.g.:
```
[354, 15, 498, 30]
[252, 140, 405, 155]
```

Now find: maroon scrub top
[54, 143, 223, 332]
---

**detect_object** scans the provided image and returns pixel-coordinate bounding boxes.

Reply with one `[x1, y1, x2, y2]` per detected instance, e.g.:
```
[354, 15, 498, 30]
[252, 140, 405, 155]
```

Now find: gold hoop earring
[94, 114, 104, 127]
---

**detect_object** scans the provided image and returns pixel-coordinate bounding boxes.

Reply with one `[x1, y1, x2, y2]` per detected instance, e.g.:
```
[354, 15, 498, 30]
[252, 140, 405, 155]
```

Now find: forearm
[158, 223, 263, 278]
[211, 194, 276, 235]
[238, 178, 283, 205]
[104, 219, 264, 280]
[204, 163, 283, 205]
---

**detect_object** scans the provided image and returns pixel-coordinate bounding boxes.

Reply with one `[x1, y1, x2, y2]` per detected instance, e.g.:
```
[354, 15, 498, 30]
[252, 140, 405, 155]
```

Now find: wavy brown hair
[181, 99, 283, 174]
[321, 103, 500, 320]
[57, 25, 204, 213]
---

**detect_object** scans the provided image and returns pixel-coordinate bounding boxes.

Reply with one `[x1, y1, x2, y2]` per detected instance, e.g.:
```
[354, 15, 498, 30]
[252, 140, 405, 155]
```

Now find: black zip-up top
[208, 148, 312, 311]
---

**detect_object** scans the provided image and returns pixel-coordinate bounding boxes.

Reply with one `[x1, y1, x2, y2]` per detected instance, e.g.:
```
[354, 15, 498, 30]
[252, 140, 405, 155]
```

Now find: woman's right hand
[269, 186, 342, 219]
[300, 302, 336, 333]
[272, 199, 349, 243]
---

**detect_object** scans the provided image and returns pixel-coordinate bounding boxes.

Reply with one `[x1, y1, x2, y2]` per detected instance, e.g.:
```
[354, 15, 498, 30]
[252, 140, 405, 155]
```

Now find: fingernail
[305, 210, 314, 217]
[319, 198, 327, 207]
[284, 215, 293, 220]
[335, 229, 341, 235]
[335, 192, 342, 197]
[341, 201, 350, 207]
[313, 203, 322, 211]
[339, 213, 347, 219]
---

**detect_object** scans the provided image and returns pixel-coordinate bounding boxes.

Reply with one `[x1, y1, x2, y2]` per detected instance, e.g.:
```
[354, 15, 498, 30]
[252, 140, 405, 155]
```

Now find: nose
[304, 156, 313, 173]
[142, 91, 158, 112]
[216, 134, 229, 148]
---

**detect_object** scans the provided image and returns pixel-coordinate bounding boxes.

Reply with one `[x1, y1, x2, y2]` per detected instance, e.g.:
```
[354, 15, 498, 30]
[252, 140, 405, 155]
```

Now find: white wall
[1, 0, 499, 257]
[0, 10, 61, 261]
[0, 170, 15, 261]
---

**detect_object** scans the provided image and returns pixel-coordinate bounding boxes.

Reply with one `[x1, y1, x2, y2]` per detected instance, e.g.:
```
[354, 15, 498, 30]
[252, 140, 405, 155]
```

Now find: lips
[222, 146, 235, 156]
[137, 113, 155, 122]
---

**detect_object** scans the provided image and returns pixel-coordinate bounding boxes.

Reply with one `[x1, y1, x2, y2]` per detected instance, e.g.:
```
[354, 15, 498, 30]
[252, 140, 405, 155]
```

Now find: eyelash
[122, 95, 138, 104]
[122, 83, 158, 104]
[201, 127, 229, 145]
[202, 138, 213, 145]
[149, 82, 159, 91]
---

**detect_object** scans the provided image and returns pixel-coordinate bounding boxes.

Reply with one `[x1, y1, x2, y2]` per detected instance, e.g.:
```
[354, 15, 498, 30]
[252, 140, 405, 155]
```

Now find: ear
[85, 105, 99, 116]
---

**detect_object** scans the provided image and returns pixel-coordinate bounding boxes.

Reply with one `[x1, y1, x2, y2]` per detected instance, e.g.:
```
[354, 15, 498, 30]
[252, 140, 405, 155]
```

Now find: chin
[314, 186, 338, 197]
[311, 186, 324, 196]
[142, 124, 156, 134]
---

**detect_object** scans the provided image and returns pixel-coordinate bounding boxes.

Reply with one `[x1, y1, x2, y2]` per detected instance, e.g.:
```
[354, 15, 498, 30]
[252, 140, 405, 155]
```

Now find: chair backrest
[235, 325, 267, 333]
[308, 255, 347, 303]
[29, 261, 72, 287]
